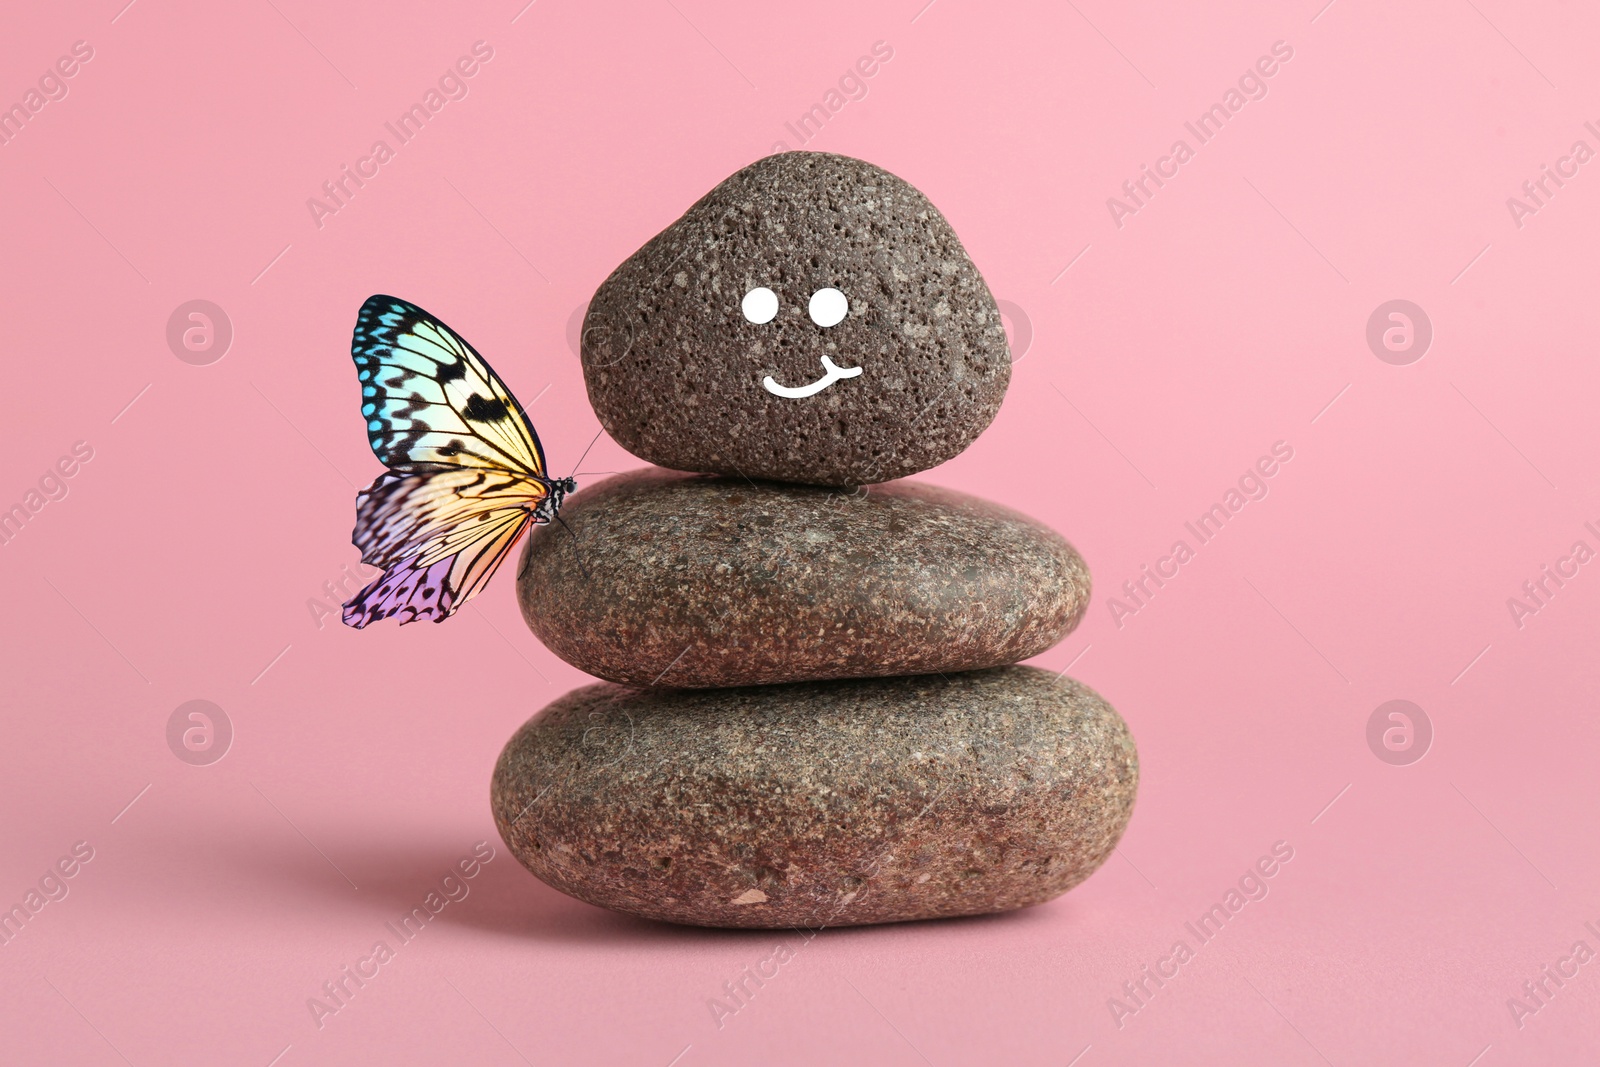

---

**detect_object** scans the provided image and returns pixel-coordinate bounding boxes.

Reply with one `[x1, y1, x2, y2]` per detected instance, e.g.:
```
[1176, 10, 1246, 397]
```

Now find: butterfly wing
[352, 294, 549, 477]
[343, 296, 559, 628]
[343, 468, 545, 627]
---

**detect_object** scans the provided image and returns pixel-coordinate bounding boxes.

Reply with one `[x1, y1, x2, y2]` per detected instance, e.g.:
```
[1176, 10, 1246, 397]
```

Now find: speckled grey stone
[490, 666, 1137, 928]
[517, 468, 1090, 688]
[580, 151, 1010, 487]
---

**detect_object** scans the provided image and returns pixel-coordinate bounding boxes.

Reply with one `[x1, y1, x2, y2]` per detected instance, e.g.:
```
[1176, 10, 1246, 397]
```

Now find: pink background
[3, 0, 1598, 1063]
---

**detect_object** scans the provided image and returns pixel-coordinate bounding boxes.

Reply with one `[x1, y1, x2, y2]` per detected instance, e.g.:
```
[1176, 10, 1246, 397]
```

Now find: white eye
[808, 287, 848, 327]
[741, 286, 778, 324]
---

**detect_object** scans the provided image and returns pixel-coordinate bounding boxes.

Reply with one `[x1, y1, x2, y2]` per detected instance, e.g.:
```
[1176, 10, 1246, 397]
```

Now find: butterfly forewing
[353, 295, 548, 477]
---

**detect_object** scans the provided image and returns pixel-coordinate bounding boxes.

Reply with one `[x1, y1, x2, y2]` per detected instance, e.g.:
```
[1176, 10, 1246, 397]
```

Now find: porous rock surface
[579, 151, 1010, 486]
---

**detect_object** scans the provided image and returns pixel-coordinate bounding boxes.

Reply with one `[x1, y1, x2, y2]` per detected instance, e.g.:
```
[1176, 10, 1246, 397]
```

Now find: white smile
[762, 355, 864, 399]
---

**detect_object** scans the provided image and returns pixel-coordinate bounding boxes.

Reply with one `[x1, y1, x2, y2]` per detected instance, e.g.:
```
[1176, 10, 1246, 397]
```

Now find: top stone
[580, 152, 1011, 487]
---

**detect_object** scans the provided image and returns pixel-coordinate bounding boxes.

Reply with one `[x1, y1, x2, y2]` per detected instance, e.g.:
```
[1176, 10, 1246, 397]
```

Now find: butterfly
[342, 295, 575, 627]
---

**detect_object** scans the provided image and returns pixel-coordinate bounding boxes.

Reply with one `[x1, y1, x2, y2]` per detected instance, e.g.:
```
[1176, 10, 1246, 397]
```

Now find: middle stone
[518, 468, 1090, 688]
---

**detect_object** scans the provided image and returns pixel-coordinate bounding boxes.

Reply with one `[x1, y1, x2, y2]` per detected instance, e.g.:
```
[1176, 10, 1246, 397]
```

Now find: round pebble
[579, 151, 1011, 486]
[517, 468, 1090, 687]
[490, 666, 1138, 928]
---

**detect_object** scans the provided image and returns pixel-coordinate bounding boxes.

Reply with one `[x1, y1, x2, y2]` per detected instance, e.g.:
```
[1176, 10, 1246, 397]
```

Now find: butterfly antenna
[555, 514, 592, 582]
[566, 427, 606, 480]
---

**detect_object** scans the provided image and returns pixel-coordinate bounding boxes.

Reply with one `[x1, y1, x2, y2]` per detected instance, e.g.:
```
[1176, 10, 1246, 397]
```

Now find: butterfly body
[342, 295, 570, 628]
[533, 476, 576, 524]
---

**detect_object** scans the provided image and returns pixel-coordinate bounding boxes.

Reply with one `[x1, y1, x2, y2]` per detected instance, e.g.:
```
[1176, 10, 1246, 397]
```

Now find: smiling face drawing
[580, 151, 1011, 486]
[744, 286, 865, 398]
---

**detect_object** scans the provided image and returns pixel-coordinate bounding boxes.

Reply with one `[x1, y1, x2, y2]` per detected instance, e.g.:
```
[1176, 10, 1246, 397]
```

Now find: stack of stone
[491, 152, 1137, 929]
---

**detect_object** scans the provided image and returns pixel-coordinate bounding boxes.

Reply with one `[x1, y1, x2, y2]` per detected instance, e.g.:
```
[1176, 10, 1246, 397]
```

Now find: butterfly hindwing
[352, 295, 548, 477]
[343, 296, 566, 628]
[343, 491, 533, 627]
[344, 552, 459, 627]
[350, 468, 546, 571]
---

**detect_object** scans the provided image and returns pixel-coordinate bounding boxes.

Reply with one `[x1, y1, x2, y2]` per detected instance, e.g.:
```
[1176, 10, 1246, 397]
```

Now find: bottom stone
[490, 667, 1138, 928]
